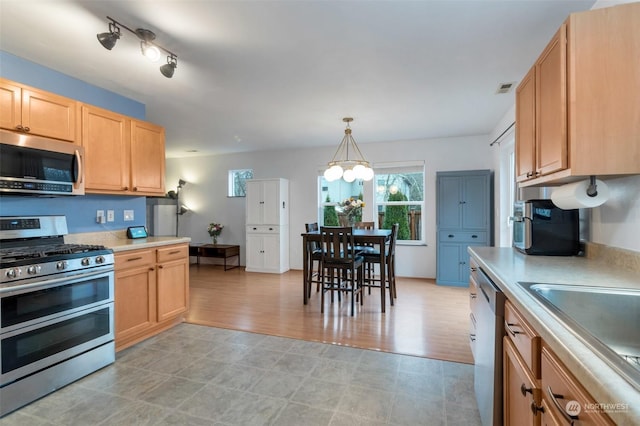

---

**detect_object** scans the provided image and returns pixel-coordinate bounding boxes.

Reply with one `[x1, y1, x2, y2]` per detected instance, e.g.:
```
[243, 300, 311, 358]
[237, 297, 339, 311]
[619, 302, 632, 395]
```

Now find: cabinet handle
[123, 186, 129, 190]
[15, 124, 23, 131]
[149, 267, 155, 271]
[505, 322, 522, 337]
[520, 383, 533, 396]
[470, 266, 477, 272]
[127, 257, 143, 262]
[168, 250, 180, 255]
[547, 386, 579, 422]
[133, 187, 138, 191]
[448, 234, 454, 238]
[470, 293, 477, 299]
[530, 402, 544, 416]
[158, 265, 163, 269]
[269, 227, 274, 231]
[472, 235, 478, 239]
[469, 334, 476, 342]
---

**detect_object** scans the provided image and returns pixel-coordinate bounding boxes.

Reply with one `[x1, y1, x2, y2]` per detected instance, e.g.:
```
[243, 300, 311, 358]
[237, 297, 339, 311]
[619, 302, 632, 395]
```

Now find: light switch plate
[96, 210, 105, 224]
[107, 210, 115, 222]
[124, 210, 134, 221]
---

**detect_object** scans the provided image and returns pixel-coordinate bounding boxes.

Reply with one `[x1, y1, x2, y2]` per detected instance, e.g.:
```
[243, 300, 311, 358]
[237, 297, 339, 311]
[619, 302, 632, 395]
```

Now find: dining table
[301, 228, 392, 312]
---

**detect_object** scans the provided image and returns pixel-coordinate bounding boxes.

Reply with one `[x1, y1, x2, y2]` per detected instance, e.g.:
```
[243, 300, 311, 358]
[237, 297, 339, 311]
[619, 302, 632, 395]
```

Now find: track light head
[97, 16, 178, 79]
[160, 55, 178, 78]
[97, 21, 120, 50]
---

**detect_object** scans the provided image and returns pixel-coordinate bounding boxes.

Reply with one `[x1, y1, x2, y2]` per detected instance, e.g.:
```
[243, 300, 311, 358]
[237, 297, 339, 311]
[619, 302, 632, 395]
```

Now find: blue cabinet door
[436, 170, 493, 286]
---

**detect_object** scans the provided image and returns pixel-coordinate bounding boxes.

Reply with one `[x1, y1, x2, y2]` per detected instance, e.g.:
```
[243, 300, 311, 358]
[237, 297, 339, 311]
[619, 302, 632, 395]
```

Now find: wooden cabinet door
[535, 25, 567, 177]
[541, 346, 614, 425]
[515, 67, 536, 182]
[504, 337, 540, 426]
[21, 87, 77, 142]
[115, 265, 156, 342]
[82, 105, 130, 192]
[156, 257, 189, 322]
[130, 120, 165, 195]
[0, 79, 21, 131]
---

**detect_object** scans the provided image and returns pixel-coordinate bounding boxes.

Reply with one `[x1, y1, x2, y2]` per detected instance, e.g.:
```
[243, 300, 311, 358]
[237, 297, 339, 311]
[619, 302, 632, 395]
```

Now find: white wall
[166, 134, 493, 278]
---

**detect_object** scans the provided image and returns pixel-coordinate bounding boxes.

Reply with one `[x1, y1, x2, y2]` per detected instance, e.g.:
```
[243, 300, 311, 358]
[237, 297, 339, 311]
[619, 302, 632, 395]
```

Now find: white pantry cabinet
[245, 179, 289, 273]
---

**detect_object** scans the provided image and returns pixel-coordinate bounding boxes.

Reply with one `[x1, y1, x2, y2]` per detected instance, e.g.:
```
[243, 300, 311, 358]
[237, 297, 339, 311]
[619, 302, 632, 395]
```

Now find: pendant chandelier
[323, 117, 374, 182]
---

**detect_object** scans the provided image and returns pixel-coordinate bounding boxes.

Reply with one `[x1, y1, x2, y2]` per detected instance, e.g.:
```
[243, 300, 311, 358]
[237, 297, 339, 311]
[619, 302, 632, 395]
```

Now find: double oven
[0, 216, 115, 417]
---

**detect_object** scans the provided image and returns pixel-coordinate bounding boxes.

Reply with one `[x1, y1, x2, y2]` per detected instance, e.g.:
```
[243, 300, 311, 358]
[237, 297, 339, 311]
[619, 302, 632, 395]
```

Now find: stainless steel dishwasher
[473, 266, 505, 426]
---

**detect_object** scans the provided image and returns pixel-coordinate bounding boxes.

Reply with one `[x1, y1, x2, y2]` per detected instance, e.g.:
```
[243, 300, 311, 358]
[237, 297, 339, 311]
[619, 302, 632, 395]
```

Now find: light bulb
[362, 167, 374, 181]
[343, 169, 356, 182]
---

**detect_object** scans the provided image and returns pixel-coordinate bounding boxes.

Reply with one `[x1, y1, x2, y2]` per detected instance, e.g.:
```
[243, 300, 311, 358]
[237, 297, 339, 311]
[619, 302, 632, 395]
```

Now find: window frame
[227, 169, 253, 197]
[373, 161, 425, 245]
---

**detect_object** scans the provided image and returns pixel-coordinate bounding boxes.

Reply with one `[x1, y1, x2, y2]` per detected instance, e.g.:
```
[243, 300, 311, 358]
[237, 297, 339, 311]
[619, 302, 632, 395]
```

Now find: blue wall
[0, 51, 150, 233]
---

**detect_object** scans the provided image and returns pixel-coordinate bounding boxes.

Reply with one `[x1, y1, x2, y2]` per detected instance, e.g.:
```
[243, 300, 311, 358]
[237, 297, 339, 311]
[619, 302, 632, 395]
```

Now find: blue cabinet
[436, 170, 493, 286]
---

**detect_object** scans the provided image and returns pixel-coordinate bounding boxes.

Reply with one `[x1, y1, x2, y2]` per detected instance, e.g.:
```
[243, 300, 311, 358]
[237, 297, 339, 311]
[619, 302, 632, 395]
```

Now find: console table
[189, 244, 240, 271]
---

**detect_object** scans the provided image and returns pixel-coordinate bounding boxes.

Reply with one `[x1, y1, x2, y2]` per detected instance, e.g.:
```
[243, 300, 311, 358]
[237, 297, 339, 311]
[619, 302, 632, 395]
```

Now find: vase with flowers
[207, 222, 224, 244]
[339, 197, 364, 225]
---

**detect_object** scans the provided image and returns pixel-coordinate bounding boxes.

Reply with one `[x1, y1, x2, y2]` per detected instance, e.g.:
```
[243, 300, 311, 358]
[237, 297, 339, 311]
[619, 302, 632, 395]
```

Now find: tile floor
[2, 324, 481, 425]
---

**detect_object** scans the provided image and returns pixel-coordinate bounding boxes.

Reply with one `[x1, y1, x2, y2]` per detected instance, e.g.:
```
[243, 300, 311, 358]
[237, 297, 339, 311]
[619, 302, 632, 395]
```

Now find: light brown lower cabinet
[540, 345, 614, 426]
[503, 301, 614, 425]
[115, 243, 189, 351]
[504, 337, 541, 425]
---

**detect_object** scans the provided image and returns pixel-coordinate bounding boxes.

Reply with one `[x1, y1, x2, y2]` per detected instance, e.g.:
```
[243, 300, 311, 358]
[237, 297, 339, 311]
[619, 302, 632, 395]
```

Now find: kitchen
[1, 0, 640, 424]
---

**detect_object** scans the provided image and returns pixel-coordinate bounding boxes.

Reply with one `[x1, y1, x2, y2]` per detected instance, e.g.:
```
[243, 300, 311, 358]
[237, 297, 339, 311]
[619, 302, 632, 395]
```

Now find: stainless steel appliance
[0, 215, 114, 417]
[511, 199, 580, 255]
[474, 266, 505, 426]
[0, 129, 84, 196]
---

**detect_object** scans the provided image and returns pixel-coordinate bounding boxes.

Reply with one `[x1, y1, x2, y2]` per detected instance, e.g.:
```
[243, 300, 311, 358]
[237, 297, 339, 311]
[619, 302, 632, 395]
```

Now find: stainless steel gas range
[0, 215, 115, 417]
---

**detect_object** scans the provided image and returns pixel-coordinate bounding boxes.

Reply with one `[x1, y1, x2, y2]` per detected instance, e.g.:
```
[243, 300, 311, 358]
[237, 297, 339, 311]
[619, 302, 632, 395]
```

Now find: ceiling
[0, 0, 596, 158]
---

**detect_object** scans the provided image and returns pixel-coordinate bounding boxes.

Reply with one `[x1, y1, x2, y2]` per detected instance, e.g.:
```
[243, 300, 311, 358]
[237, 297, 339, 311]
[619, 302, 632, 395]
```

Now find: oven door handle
[0, 269, 113, 296]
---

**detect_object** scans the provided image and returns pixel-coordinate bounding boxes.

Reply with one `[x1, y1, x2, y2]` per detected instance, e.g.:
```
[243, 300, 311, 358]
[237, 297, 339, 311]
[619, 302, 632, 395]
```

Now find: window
[318, 178, 364, 226]
[374, 162, 425, 244]
[228, 169, 253, 197]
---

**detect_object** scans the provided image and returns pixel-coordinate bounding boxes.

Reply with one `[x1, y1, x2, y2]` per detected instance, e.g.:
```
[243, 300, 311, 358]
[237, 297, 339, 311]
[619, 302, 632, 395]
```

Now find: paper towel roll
[550, 179, 609, 209]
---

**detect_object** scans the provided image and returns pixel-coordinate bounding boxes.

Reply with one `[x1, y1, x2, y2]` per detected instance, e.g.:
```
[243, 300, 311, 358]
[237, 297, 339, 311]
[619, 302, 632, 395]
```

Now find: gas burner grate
[0, 244, 108, 262]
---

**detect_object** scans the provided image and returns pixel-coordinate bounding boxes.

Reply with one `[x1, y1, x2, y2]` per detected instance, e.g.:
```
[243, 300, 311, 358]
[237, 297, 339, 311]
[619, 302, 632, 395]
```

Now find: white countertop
[469, 246, 640, 425]
[65, 230, 190, 252]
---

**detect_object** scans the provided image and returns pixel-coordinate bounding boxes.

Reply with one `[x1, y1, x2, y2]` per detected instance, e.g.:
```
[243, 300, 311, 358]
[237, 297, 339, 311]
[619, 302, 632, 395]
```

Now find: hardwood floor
[186, 265, 474, 364]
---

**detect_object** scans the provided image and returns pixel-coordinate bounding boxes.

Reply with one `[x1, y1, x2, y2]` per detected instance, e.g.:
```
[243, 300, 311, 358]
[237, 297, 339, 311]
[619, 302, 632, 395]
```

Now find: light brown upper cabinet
[515, 3, 640, 187]
[0, 78, 78, 142]
[81, 104, 165, 196]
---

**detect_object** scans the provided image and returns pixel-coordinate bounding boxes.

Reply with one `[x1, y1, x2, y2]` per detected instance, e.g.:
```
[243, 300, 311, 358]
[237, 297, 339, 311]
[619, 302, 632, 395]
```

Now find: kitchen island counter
[469, 246, 640, 425]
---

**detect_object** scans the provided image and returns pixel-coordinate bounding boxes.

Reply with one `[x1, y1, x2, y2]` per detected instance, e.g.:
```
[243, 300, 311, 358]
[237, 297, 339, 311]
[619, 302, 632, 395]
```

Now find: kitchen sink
[518, 282, 640, 390]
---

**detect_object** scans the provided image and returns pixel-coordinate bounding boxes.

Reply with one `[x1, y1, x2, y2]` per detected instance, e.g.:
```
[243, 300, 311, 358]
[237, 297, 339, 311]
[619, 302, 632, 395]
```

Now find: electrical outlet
[96, 210, 105, 224]
[107, 210, 115, 222]
[123, 210, 134, 221]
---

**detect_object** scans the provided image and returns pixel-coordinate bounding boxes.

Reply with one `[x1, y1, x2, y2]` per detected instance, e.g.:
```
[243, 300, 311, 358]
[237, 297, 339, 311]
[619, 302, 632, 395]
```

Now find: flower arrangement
[339, 197, 365, 220]
[207, 222, 224, 244]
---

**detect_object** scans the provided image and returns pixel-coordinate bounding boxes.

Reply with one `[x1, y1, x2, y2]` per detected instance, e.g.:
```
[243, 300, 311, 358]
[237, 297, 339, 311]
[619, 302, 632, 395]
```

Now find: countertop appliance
[511, 199, 580, 255]
[473, 266, 505, 426]
[0, 215, 114, 417]
[0, 129, 84, 196]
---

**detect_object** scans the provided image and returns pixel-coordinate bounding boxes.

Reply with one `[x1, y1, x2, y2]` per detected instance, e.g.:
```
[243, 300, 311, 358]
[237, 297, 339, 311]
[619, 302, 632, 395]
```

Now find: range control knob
[81, 257, 91, 266]
[5, 268, 21, 279]
[27, 265, 41, 275]
[95, 255, 105, 264]
[56, 260, 68, 271]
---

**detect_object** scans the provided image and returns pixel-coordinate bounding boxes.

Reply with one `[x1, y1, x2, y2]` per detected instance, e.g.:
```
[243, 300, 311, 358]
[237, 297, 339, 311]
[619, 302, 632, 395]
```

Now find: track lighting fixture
[97, 16, 178, 78]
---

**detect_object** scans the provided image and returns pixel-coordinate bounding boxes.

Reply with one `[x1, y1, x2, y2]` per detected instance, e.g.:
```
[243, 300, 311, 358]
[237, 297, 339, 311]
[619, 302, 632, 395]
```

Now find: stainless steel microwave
[511, 199, 580, 255]
[0, 129, 84, 196]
